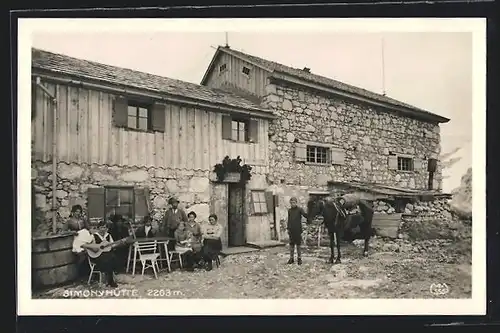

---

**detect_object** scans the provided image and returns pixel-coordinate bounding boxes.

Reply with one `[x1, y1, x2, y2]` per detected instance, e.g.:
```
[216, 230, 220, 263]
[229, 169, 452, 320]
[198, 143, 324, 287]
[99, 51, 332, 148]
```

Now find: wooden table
[126, 237, 175, 275]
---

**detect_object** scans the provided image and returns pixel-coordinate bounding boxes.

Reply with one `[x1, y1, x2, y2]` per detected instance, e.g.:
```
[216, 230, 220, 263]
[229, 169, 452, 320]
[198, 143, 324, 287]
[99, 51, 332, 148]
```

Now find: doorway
[228, 183, 246, 246]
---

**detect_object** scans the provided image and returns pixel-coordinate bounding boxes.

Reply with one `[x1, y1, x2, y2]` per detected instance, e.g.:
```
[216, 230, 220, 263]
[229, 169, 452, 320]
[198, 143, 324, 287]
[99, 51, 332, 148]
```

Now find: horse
[308, 195, 375, 264]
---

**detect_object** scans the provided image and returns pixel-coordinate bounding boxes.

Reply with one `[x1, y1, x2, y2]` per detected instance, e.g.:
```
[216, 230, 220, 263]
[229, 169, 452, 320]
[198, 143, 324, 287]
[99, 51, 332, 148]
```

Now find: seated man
[80, 220, 128, 287]
[201, 214, 223, 271]
[135, 215, 156, 238]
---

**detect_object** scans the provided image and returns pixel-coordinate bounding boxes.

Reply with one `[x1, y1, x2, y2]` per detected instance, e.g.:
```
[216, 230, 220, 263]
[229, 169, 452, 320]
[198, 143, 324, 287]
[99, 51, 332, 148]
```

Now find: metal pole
[35, 77, 58, 234]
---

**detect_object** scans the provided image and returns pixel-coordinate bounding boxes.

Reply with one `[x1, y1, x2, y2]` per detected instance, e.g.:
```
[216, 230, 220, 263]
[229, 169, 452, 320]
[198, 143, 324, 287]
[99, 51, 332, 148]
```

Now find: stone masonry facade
[262, 82, 443, 239]
[32, 161, 212, 236]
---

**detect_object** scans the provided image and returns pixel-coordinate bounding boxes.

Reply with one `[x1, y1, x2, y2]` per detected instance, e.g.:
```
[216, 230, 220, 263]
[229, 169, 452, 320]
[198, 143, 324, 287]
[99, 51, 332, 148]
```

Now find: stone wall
[32, 161, 212, 236]
[263, 82, 443, 191]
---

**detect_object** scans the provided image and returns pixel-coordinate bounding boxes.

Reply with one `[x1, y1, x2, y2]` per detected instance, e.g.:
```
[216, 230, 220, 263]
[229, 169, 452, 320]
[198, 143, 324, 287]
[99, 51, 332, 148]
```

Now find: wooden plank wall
[32, 81, 269, 173]
[203, 52, 270, 97]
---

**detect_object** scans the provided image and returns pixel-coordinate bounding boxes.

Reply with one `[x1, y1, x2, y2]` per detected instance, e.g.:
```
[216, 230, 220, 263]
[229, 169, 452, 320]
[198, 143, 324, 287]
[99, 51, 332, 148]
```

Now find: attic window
[242, 66, 251, 76]
[219, 63, 227, 74]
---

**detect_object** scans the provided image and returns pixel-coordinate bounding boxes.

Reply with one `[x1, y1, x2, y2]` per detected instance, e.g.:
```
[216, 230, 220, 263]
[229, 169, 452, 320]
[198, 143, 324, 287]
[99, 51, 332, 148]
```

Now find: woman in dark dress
[201, 214, 223, 271]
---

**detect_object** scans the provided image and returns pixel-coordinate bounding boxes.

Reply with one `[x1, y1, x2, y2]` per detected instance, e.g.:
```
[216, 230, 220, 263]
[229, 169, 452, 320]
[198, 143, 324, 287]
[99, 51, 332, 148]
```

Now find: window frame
[251, 190, 268, 215]
[241, 66, 251, 77]
[231, 118, 250, 142]
[306, 145, 330, 165]
[397, 156, 414, 172]
[219, 63, 227, 75]
[126, 101, 151, 131]
[104, 186, 135, 220]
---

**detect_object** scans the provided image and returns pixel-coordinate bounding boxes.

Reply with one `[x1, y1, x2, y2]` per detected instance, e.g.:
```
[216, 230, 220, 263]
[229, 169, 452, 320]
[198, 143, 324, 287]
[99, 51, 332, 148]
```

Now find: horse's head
[307, 197, 326, 222]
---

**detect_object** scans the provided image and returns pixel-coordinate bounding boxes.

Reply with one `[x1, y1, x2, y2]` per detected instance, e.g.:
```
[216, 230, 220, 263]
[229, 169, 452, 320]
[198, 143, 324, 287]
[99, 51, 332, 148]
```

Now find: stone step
[220, 246, 260, 256]
[246, 240, 287, 249]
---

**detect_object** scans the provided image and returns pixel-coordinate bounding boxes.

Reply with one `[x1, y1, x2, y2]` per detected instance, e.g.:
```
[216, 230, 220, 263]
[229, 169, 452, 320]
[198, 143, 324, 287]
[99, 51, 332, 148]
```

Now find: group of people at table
[69, 197, 223, 288]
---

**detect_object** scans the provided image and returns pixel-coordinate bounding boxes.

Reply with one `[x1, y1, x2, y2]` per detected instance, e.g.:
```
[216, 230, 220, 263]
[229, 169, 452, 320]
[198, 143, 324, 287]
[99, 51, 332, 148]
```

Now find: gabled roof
[31, 48, 274, 117]
[201, 46, 450, 124]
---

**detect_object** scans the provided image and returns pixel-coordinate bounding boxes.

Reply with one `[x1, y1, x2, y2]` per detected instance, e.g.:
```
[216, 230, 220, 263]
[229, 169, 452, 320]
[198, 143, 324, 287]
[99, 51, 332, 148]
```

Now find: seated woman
[80, 220, 121, 287]
[186, 211, 203, 270]
[201, 214, 223, 271]
[135, 215, 156, 238]
[173, 222, 193, 269]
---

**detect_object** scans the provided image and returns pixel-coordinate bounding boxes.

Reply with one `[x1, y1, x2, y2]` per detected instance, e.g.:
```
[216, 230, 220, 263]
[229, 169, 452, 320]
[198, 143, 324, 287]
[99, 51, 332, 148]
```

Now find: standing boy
[287, 197, 308, 265]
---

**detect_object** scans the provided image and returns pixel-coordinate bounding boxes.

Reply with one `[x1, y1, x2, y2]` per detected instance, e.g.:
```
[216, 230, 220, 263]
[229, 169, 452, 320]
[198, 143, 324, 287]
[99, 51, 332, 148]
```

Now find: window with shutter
[222, 115, 252, 142]
[150, 103, 166, 132]
[294, 143, 307, 162]
[87, 187, 105, 219]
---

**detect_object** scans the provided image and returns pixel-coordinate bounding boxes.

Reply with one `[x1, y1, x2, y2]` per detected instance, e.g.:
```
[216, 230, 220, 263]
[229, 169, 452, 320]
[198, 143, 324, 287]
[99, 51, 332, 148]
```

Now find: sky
[31, 30, 473, 193]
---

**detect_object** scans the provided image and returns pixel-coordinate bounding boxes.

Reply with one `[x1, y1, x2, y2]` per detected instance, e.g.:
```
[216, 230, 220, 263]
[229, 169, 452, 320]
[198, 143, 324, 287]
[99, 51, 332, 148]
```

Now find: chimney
[303, 67, 310, 73]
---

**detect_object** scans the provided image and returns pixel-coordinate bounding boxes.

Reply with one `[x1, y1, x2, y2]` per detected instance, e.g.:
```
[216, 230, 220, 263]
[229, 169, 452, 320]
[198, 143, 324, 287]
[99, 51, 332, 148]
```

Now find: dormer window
[219, 63, 227, 75]
[242, 66, 251, 76]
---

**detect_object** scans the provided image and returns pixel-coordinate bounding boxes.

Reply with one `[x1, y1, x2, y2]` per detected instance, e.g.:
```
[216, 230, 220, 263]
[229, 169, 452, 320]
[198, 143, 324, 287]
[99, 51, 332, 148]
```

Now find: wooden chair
[135, 240, 160, 279]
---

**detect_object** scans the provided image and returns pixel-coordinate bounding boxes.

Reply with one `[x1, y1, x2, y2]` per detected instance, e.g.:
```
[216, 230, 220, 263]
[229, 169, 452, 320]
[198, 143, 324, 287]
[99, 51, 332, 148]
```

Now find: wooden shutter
[413, 158, 423, 172]
[294, 142, 307, 162]
[330, 147, 346, 165]
[150, 103, 166, 132]
[265, 191, 274, 214]
[248, 119, 259, 143]
[222, 115, 232, 140]
[87, 187, 105, 219]
[134, 187, 150, 217]
[388, 155, 398, 170]
[113, 96, 128, 128]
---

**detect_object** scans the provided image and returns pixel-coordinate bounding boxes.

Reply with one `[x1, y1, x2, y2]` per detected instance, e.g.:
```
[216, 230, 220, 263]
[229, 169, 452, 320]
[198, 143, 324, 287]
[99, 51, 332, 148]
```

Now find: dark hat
[168, 197, 179, 204]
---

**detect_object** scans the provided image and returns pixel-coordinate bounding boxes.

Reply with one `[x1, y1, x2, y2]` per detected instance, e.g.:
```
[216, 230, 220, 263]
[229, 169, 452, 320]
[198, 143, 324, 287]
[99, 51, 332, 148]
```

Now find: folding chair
[87, 257, 103, 285]
[135, 240, 161, 279]
[169, 246, 191, 270]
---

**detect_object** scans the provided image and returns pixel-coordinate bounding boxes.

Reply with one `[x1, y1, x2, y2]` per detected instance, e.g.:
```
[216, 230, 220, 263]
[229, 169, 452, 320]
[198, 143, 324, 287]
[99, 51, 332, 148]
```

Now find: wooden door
[228, 183, 245, 246]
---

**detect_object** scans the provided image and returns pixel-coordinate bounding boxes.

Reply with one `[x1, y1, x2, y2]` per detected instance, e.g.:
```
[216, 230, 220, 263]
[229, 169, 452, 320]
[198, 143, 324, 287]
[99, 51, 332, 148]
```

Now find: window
[105, 187, 135, 220]
[242, 66, 251, 76]
[231, 119, 248, 142]
[398, 157, 414, 171]
[219, 63, 227, 74]
[307, 145, 329, 164]
[251, 191, 268, 214]
[222, 115, 258, 143]
[127, 103, 150, 131]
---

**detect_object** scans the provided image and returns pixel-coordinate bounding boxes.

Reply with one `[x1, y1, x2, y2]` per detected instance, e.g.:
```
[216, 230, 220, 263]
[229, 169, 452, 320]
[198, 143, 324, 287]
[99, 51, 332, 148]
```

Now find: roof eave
[270, 71, 450, 124]
[33, 67, 276, 120]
